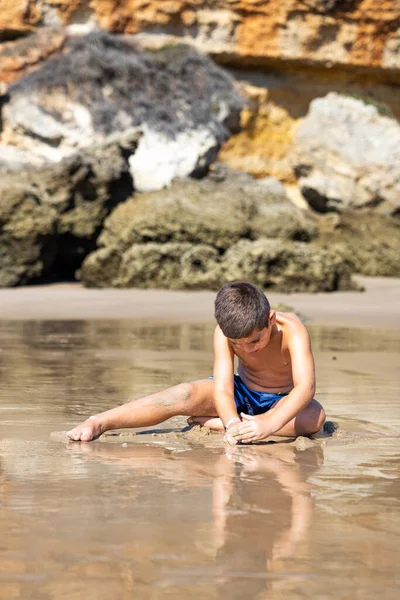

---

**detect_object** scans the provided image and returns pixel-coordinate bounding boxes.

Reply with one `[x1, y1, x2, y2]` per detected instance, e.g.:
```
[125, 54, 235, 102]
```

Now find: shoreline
[0, 276, 399, 329]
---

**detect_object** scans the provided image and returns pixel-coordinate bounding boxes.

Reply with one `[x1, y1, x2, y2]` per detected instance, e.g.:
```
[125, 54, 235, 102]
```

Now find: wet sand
[1, 275, 400, 329]
[0, 296, 399, 598]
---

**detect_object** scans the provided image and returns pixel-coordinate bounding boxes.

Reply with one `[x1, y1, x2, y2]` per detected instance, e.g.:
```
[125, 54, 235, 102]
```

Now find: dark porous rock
[317, 212, 400, 277]
[76, 248, 122, 288]
[0, 184, 57, 287]
[0, 131, 139, 286]
[96, 167, 317, 253]
[80, 236, 357, 293]
[78, 167, 357, 292]
[180, 244, 222, 290]
[116, 243, 221, 290]
[222, 239, 358, 293]
[80, 243, 222, 290]
[114, 243, 192, 289]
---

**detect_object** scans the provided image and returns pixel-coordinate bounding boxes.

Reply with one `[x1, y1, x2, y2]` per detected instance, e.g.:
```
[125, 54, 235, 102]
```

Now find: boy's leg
[191, 399, 326, 437]
[268, 399, 325, 437]
[188, 416, 225, 430]
[67, 379, 216, 442]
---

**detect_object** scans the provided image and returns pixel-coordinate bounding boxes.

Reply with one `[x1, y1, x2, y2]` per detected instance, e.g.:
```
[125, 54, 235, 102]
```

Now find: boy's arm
[213, 326, 238, 429]
[266, 322, 316, 434]
[235, 321, 315, 442]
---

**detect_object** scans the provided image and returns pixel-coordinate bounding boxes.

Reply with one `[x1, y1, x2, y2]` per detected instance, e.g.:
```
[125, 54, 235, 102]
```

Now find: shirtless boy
[67, 282, 325, 444]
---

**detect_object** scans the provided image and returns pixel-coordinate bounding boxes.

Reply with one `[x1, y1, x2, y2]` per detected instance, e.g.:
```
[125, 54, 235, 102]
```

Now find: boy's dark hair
[214, 282, 270, 339]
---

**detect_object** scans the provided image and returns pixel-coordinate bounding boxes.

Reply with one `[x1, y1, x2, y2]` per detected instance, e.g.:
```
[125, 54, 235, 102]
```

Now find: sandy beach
[0, 278, 399, 599]
[1, 275, 399, 329]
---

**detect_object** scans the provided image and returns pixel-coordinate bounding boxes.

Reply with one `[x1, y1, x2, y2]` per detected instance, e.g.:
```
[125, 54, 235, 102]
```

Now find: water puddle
[0, 319, 399, 599]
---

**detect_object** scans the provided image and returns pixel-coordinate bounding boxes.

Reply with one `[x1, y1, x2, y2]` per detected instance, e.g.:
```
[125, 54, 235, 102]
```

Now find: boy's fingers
[232, 427, 251, 437]
[241, 434, 258, 443]
[241, 413, 254, 421]
[237, 424, 254, 434]
[228, 427, 240, 436]
[224, 434, 238, 445]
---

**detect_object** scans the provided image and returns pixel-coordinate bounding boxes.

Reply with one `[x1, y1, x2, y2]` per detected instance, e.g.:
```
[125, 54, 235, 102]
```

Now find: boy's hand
[232, 413, 274, 444]
[224, 421, 241, 446]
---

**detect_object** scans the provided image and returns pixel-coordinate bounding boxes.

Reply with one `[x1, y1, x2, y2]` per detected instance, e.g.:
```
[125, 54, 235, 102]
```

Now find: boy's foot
[67, 415, 103, 442]
[187, 416, 224, 431]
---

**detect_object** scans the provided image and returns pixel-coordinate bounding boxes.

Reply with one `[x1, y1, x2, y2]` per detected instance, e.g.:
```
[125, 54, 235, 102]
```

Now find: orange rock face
[218, 85, 298, 183]
[1, 0, 399, 72]
[0, 0, 40, 39]
[91, 0, 400, 72]
[0, 29, 65, 87]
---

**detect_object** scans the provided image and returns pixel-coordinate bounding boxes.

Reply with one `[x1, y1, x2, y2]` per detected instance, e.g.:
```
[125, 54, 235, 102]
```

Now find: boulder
[3, 32, 243, 189]
[0, 131, 139, 286]
[0, 184, 57, 287]
[0, 28, 66, 87]
[79, 243, 222, 290]
[96, 166, 317, 254]
[317, 212, 400, 277]
[79, 237, 358, 293]
[293, 93, 400, 216]
[0, 145, 44, 172]
[116, 243, 222, 290]
[78, 167, 357, 293]
[222, 239, 357, 293]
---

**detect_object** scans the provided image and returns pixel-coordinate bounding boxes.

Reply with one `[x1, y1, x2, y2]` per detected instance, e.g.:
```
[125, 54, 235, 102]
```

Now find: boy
[67, 282, 325, 444]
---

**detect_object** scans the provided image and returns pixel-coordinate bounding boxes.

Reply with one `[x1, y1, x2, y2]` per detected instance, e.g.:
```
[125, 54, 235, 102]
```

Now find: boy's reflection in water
[70, 436, 323, 597]
[213, 443, 321, 598]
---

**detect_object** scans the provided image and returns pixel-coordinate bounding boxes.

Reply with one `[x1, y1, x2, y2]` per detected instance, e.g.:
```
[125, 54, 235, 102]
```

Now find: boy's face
[228, 310, 276, 354]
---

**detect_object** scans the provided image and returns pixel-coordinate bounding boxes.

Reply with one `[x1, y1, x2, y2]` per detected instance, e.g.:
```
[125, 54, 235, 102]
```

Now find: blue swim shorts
[209, 374, 289, 416]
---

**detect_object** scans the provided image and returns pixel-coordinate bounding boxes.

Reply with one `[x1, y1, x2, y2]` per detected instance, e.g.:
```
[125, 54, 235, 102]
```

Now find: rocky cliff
[0, 2, 399, 290]
[2, 1, 400, 73]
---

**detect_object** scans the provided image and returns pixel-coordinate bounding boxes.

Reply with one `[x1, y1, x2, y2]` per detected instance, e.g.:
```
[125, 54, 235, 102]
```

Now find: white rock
[293, 92, 400, 215]
[128, 125, 218, 191]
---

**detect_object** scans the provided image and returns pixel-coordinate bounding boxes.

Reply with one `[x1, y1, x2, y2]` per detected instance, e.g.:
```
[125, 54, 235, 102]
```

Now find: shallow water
[0, 320, 399, 599]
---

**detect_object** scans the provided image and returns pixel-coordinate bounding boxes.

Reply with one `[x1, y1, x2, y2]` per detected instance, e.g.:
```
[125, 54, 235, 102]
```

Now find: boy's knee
[176, 382, 193, 405]
[307, 400, 326, 434]
[151, 382, 193, 412]
[173, 382, 194, 414]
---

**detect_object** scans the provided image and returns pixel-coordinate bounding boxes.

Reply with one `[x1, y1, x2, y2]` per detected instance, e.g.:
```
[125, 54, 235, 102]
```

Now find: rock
[222, 238, 358, 293]
[317, 212, 400, 277]
[0, 131, 139, 286]
[97, 1, 400, 73]
[77, 247, 122, 288]
[0, 184, 57, 287]
[0, 28, 65, 88]
[80, 236, 358, 292]
[116, 243, 221, 290]
[2, 1, 400, 74]
[0, 0, 40, 41]
[78, 168, 358, 292]
[3, 32, 243, 188]
[128, 126, 221, 192]
[323, 421, 338, 435]
[294, 436, 317, 451]
[292, 93, 400, 216]
[0, 145, 44, 171]
[218, 84, 298, 183]
[79, 242, 223, 290]
[95, 167, 317, 254]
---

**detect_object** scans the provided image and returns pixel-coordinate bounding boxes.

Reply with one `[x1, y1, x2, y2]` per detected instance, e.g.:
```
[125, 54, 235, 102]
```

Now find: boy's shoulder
[277, 311, 303, 325]
[276, 311, 303, 327]
[277, 312, 310, 344]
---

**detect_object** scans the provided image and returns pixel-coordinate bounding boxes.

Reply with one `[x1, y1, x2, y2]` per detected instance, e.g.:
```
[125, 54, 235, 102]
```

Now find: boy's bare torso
[230, 312, 297, 394]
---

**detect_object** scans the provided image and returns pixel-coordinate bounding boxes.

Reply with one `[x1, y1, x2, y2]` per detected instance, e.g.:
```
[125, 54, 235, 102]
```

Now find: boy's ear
[268, 310, 276, 326]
